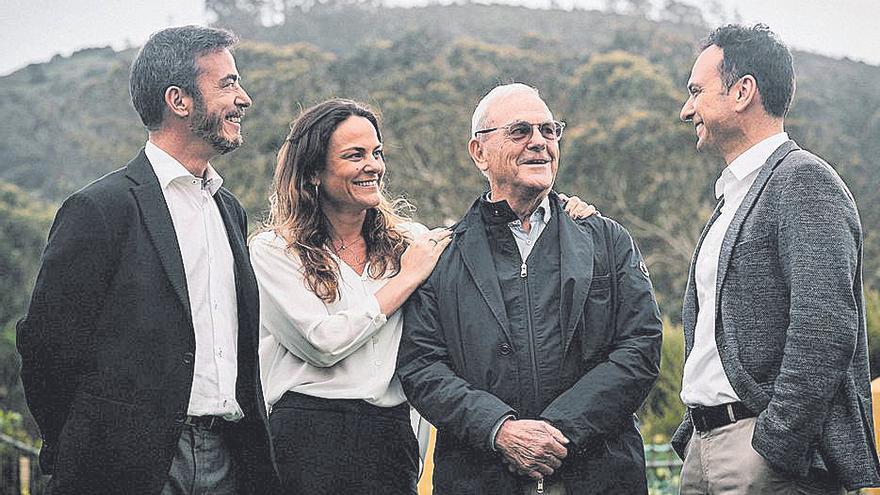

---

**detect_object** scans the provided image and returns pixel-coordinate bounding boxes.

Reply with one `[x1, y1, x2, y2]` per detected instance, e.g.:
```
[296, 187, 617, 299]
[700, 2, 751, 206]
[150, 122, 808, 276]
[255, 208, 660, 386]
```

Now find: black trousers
[270, 391, 419, 495]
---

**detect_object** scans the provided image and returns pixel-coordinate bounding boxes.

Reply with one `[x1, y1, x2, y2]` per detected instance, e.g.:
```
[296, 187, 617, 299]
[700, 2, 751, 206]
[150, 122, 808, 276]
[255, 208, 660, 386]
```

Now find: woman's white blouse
[250, 223, 428, 409]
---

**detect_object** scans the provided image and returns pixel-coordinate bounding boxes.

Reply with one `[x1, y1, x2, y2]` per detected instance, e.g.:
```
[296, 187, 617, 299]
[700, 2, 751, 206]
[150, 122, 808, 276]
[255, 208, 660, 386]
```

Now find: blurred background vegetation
[1, 0, 878, 456]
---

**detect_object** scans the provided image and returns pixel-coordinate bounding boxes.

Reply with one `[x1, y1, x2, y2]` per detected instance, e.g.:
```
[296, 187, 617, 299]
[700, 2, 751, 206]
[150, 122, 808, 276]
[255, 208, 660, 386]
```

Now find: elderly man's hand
[494, 419, 569, 480]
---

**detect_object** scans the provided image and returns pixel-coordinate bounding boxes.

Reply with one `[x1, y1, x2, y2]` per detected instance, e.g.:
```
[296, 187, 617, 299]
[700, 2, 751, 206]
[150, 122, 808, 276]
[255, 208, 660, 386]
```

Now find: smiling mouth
[225, 112, 243, 127]
[520, 158, 550, 165]
[353, 179, 379, 188]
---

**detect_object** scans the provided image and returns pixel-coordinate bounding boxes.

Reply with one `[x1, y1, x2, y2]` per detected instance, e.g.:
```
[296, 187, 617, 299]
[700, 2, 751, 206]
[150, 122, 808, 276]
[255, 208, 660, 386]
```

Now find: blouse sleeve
[250, 233, 388, 368]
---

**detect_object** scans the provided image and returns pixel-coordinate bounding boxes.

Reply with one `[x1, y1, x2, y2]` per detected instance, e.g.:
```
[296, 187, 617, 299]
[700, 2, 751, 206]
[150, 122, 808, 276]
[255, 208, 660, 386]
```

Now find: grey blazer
[670, 140, 880, 490]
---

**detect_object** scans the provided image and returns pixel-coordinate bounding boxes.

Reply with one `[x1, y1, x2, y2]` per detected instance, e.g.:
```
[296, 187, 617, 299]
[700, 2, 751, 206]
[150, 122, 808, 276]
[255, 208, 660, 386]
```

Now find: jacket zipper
[537, 479, 544, 493]
[521, 261, 540, 409]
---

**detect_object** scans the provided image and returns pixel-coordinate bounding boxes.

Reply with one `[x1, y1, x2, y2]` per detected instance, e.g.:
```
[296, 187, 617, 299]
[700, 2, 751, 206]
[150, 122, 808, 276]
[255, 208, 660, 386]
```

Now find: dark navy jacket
[398, 191, 663, 494]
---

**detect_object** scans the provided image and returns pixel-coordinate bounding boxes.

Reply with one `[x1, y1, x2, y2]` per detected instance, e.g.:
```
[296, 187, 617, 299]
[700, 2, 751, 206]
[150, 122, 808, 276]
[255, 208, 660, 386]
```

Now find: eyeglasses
[474, 120, 566, 142]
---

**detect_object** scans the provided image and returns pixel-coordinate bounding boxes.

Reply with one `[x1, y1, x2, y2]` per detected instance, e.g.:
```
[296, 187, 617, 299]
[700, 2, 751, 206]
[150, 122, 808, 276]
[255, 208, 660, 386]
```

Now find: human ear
[468, 138, 489, 173]
[734, 75, 758, 113]
[164, 86, 191, 118]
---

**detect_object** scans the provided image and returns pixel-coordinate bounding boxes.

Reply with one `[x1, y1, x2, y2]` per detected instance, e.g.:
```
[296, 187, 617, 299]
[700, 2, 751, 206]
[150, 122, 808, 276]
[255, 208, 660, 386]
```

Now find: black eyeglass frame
[473, 120, 567, 142]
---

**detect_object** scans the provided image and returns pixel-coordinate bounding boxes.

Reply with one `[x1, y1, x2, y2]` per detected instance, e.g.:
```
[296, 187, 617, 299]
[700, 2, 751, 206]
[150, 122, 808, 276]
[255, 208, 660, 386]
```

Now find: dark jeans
[161, 423, 238, 495]
[270, 391, 419, 495]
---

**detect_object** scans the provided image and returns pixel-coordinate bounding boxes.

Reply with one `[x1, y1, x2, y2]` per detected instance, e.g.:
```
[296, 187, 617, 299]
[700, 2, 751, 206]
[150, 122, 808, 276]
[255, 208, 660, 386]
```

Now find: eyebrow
[339, 144, 383, 154]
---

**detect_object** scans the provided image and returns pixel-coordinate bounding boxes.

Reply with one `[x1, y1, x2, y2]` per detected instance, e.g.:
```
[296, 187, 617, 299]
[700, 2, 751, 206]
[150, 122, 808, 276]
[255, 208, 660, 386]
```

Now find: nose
[525, 124, 548, 150]
[237, 85, 253, 109]
[362, 153, 384, 174]
[680, 97, 694, 122]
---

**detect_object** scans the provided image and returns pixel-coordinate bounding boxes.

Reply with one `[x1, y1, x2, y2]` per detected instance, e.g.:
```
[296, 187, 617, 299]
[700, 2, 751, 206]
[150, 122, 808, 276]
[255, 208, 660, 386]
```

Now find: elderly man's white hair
[471, 83, 542, 137]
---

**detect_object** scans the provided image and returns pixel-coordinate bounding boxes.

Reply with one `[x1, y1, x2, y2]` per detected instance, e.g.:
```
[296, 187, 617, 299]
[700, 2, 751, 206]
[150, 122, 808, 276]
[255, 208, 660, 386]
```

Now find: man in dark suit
[16, 26, 279, 494]
[673, 24, 880, 493]
[397, 83, 663, 494]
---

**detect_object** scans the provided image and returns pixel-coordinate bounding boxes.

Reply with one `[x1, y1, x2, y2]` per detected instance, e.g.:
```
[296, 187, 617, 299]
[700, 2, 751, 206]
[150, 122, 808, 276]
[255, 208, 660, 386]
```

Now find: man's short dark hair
[130, 25, 238, 130]
[700, 24, 795, 118]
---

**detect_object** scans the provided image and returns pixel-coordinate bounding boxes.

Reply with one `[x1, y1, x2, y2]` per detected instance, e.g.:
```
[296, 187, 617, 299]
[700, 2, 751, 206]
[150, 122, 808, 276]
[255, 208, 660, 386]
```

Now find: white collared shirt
[681, 132, 789, 407]
[507, 194, 551, 261]
[145, 141, 242, 420]
[251, 223, 429, 409]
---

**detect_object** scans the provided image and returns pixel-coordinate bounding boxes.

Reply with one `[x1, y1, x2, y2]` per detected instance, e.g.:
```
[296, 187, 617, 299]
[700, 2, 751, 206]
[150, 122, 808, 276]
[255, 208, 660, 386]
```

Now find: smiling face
[189, 48, 252, 155]
[470, 90, 559, 200]
[317, 116, 385, 216]
[680, 45, 740, 157]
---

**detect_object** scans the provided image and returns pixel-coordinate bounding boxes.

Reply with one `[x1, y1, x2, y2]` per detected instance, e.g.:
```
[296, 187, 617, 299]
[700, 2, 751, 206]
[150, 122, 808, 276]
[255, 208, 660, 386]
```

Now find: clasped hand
[494, 419, 569, 480]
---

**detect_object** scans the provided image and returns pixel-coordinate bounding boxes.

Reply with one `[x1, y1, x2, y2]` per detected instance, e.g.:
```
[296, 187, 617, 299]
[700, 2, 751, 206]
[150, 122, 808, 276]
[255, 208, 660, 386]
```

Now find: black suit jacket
[17, 150, 279, 494]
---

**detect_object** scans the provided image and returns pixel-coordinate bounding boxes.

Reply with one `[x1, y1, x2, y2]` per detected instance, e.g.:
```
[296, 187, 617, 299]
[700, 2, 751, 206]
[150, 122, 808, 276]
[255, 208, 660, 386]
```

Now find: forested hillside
[2, 0, 878, 443]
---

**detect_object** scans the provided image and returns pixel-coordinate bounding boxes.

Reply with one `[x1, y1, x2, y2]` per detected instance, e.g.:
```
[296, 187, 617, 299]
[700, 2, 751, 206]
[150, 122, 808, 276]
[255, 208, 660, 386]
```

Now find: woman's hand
[399, 228, 454, 284]
[558, 193, 598, 219]
[375, 227, 452, 315]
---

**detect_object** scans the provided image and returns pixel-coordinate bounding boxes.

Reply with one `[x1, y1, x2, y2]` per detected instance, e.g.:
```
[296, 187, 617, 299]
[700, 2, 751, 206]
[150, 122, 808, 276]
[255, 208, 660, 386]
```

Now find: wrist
[491, 415, 515, 451]
[394, 269, 422, 290]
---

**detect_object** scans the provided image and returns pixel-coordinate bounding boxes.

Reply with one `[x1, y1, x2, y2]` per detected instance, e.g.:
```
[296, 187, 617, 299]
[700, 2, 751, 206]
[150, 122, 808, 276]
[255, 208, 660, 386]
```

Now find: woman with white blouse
[250, 99, 452, 494]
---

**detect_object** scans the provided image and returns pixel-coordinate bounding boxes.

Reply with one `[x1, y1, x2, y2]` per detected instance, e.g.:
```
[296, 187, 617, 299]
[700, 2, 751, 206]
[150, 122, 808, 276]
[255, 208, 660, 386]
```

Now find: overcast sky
[2, 0, 878, 76]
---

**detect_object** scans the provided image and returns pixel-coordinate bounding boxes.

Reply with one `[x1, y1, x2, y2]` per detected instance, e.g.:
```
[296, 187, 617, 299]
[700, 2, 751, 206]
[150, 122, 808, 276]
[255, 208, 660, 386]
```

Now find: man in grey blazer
[671, 24, 880, 493]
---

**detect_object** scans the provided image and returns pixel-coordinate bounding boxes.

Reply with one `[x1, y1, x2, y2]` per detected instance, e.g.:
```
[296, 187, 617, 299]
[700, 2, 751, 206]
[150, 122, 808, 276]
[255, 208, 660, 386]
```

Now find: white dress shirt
[681, 132, 789, 407]
[251, 222, 429, 409]
[145, 141, 242, 420]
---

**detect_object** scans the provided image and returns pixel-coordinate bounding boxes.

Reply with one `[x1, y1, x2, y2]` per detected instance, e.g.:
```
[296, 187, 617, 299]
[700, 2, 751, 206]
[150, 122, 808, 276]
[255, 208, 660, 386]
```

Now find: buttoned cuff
[365, 294, 388, 325]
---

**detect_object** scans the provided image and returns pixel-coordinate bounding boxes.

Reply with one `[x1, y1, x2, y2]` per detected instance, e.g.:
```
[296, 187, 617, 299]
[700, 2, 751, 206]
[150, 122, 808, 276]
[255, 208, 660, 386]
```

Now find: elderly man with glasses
[397, 83, 663, 495]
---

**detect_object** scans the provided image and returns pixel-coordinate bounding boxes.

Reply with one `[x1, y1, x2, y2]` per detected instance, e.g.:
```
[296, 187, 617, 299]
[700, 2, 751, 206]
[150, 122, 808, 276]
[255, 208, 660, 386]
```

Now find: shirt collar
[529, 194, 552, 226]
[144, 140, 224, 195]
[483, 192, 552, 225]
[714, 132, 788, 199]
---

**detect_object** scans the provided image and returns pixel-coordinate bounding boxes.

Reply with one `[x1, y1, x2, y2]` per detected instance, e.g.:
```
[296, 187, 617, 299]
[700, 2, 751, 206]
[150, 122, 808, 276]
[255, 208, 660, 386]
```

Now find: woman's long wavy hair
[260, 99, 411, 303]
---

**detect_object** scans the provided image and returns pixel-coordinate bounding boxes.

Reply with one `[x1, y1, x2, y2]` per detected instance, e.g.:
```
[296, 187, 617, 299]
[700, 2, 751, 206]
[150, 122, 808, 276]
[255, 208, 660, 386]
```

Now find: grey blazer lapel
[125, 150, 192, 319]
[454, 206, 512, 343]
[683, 200, 724, 355]
[714, 140, 800, 315]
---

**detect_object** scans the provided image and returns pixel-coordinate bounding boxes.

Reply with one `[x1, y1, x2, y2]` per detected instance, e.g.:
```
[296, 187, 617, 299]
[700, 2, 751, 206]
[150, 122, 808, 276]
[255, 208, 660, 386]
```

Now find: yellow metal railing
[418, 427, 436, 495]
[866, 379, 880, 495]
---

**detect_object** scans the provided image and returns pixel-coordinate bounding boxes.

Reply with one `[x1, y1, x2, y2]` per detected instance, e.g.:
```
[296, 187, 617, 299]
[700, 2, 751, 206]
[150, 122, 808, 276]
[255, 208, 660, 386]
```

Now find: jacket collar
[453, 191, 594, 348]
[125, 149, 192, 319]
[714, 140, 800, 310]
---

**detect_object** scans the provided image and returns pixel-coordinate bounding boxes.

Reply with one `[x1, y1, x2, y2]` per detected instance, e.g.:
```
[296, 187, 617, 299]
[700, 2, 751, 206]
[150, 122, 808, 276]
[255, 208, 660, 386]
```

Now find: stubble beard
[190, 95, 242, 155]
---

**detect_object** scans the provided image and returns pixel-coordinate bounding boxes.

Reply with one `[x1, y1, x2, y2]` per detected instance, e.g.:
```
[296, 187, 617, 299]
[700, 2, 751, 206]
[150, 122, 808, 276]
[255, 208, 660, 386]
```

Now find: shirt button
[174, 411, 186, 422]
[498, 343, 512, 356]
[375, 360, 382, 367]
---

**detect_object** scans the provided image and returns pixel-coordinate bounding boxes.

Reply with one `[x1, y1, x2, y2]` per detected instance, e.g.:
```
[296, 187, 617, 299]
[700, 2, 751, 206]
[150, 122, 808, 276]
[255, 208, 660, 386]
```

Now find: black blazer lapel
[715, 140, 799, 312]
[214, 190, 248, 288]
[213, 189, 262, 416]
[454, 204, 512, 343]
[125, 150, 192, 319]
[556, 204, 594, 355]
